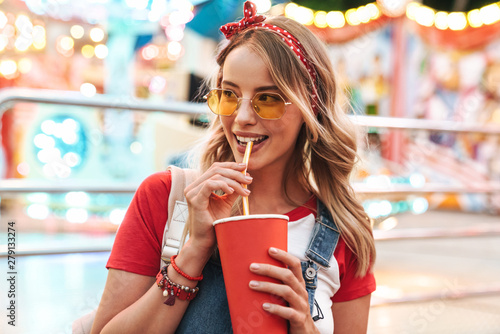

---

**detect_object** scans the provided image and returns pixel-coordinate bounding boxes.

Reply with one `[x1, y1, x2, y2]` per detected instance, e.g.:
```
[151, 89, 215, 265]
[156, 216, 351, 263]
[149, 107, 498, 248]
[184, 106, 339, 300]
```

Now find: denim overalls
[175, 200, 340, 333]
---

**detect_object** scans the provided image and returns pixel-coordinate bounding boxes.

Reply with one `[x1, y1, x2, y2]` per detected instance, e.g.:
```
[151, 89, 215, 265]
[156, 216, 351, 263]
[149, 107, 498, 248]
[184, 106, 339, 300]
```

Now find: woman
[92, 2, 375, 333]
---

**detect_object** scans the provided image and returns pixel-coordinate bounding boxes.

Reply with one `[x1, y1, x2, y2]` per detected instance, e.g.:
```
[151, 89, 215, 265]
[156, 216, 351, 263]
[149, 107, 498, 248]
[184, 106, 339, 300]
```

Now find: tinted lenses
[205, 89, 288, 120]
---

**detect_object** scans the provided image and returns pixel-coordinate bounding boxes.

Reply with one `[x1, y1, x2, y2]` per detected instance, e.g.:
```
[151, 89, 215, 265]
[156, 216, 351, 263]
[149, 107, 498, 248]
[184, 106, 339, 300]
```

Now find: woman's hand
[248, 247, 320, 334]
[184, 162, 252, 253]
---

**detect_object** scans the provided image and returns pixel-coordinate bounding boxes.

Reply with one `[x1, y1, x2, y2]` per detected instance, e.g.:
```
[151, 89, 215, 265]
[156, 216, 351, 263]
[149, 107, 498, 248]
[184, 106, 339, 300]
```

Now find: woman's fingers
[262, 302, 306, 325]
[268, 247, 305, 284]
[248, 248, 308, 302]
[187, 162, 248, 189]
[185, 162, 252, 200]
[249, 278, 306, 306]
[248, 248, 311, 324]
[248, 279, 309, 325]
[249, 248, 305, 289]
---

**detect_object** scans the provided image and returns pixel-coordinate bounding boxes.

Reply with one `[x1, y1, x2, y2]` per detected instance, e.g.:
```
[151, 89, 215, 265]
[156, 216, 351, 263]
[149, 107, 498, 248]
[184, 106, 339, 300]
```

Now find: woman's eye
[259, 93, 280, 102]
[223, 90, 234, 97]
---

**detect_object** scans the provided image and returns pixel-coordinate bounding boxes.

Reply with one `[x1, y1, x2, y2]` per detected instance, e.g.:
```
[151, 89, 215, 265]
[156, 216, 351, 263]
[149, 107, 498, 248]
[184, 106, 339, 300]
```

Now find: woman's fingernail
[250, 263, 260, 270]
[244, 189, 251, 195]
[269, 247, 278, 254]
[262, 303, 271, 310]
[249, 280, 259, 288]
[238, 163, 247, 167]
[244, 175, 253, 181]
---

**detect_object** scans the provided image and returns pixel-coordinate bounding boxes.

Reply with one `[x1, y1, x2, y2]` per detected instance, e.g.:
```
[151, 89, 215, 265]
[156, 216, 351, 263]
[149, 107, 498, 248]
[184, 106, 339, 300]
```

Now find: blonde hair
[197, 16, 375, 276]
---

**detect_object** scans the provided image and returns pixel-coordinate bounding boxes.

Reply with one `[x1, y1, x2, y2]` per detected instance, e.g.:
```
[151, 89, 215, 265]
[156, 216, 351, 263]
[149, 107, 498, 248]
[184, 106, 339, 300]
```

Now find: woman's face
[220, 45, 304, 174]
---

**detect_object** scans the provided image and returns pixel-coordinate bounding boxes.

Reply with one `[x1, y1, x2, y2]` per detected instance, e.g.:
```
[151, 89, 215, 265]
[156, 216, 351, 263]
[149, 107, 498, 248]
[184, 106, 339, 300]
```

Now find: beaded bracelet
[156, 265, 199, 306]
[170, 255, 204, 281]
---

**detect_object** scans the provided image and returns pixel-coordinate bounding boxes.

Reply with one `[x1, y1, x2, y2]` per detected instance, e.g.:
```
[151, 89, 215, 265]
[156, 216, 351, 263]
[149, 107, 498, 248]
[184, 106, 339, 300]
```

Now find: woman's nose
[234, 98, 257, 125]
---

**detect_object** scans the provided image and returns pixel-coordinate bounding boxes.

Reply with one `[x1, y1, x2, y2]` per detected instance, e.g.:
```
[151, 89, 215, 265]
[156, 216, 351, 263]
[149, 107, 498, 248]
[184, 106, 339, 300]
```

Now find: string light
[448, 12, 467, 30]
[415, 6, 435, 27]
[285, 2, 383, 29]
[366, 3, 381, 20]
[18, 57, 32, 73]
[284, 1, 500, 31]
[406, 2, 419, 20]
[284, 3, 299, 18]
[377, 0, 409, 17]
[253, 0, 272, 14]
[0, 60, 17, 77]
[294, 6, 314, 25]
[32, 25, 46, 49]
[313, 11, 328, 28]
[434, 11, 448, 30]
[479, 3, 500, 25]
[467, 9, 482, 28]
[326, 11, 345, 28]
[357, 6, 371, 24]
[345, 8, 360, 25]
[405, 1, 500, 31]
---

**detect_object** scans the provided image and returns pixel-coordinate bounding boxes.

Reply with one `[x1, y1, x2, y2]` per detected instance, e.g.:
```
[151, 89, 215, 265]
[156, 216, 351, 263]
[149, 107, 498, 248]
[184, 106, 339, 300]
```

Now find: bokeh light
[80, 83, 96, 97]
[90, 27, 105, 42]
[94, 44, 108, 59]
[81, 44, 95, 58]
[70, 25, 84, 39]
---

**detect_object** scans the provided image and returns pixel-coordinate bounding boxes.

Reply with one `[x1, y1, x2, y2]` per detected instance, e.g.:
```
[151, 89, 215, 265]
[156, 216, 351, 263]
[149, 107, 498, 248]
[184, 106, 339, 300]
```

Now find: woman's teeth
[236, 135, 267, 145]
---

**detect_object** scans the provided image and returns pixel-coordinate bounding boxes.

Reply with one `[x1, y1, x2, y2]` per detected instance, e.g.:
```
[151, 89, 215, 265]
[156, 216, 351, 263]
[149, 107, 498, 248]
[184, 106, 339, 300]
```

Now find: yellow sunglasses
[204, 89, 291, 120]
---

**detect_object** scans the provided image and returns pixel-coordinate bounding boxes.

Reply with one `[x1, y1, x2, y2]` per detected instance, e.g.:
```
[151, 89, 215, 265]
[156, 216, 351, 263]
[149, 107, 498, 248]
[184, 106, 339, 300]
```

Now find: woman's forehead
[222, 46, 275, 89]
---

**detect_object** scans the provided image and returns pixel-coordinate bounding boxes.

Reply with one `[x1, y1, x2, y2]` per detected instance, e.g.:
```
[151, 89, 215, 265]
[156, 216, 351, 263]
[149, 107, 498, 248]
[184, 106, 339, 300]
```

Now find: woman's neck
[247, 169, 310, 215]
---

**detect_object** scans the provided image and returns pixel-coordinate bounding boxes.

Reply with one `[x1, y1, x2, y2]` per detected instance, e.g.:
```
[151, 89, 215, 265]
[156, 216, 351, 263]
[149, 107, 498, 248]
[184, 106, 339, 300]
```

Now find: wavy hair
[196, 16, 375, 276]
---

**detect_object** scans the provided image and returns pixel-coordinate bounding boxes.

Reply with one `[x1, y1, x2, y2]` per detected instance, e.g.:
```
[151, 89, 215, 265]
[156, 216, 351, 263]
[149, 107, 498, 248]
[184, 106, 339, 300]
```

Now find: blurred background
[0, 0, 499, 333]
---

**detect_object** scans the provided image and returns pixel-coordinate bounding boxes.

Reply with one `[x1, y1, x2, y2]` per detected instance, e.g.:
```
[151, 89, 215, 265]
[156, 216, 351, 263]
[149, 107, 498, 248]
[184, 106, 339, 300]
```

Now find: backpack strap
[160, 166, 199, 266]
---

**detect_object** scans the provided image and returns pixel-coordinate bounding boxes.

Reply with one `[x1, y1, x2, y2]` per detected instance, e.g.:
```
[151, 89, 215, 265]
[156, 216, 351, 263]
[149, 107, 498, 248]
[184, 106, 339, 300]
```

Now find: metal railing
[1, 88, 499, 201]
[0, 87, 208, 115]
[2, 87, 500, 133]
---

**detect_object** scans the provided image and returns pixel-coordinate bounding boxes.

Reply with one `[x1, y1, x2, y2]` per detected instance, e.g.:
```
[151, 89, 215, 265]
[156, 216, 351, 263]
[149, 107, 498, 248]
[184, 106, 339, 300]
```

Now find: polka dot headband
[220, 1, 319, 113]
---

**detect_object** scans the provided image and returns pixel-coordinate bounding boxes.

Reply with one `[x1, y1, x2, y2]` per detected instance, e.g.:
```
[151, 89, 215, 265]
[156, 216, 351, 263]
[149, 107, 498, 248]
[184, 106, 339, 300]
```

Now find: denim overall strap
[302, 200, 340, 317]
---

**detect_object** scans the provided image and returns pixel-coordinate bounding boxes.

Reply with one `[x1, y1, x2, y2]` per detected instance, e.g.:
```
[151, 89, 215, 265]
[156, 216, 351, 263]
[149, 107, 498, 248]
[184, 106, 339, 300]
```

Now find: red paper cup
[213, 214, 289, 334]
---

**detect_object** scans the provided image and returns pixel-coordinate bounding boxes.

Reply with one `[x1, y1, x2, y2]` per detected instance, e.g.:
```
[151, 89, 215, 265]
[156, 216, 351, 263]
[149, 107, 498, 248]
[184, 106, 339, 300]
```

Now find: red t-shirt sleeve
[331, 238, 376, 302]
[106, 171, 172, 277]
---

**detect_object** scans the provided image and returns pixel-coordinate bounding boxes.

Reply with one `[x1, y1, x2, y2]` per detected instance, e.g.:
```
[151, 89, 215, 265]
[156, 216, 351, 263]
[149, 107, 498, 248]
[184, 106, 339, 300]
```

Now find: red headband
[220, 1, 319, 113]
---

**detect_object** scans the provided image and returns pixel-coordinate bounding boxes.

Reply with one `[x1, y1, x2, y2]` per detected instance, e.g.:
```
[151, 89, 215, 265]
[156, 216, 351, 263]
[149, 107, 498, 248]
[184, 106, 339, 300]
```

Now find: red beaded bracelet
[156, 265, 199, 306]
[170, 255, 203, 281]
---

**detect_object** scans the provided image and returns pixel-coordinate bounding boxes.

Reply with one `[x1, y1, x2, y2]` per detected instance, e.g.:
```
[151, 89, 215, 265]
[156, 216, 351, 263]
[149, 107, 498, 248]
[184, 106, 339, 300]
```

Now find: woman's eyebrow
[255, 85, 279, 92]
[221, 80, 238, 88]
[221, 80, 279, 92]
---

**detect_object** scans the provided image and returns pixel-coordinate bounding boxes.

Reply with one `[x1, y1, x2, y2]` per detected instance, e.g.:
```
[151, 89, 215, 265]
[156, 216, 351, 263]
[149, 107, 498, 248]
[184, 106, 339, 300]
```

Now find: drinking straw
[242, 141, 253, 215]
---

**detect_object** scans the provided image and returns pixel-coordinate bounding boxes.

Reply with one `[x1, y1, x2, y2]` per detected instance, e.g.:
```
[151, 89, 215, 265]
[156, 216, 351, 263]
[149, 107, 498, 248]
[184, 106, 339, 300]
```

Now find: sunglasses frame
[203, 88, 292, 120]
